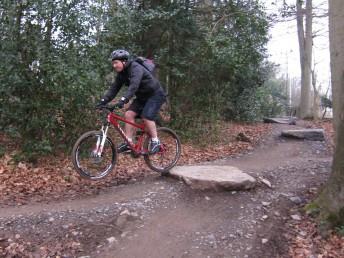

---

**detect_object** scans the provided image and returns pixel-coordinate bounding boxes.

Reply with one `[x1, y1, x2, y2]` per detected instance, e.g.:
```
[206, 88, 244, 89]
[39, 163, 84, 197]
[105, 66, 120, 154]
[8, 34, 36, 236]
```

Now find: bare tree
[311, 63, 321, 119]
[315, 0, 344, 228]
[296, 0, 313, 118]
[270, 0, 328, 118]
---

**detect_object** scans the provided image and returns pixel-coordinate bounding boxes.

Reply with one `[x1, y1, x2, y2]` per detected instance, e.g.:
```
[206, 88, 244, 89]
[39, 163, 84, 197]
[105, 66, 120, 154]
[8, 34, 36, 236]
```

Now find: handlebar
[96, 105, 120, 125]
[96, 105, 119, 112]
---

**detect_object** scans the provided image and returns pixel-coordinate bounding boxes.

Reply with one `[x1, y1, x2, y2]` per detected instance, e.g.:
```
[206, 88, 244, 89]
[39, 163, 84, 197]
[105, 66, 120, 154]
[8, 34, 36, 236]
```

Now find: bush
[0, 0, 274, 157]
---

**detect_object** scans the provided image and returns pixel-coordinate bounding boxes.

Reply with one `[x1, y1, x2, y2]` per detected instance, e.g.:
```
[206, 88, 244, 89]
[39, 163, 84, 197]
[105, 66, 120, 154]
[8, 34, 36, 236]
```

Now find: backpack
[135, 56, 156, 76]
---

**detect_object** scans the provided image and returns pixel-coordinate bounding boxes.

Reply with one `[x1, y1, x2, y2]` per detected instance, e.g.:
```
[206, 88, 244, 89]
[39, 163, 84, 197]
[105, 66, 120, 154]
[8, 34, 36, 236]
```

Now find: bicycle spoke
[144, 127, 181, 173]
[72, 131, 117, 180]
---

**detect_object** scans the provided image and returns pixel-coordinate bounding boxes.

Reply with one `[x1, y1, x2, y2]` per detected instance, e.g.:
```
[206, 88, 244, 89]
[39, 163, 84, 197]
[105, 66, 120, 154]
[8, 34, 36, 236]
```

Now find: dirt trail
[0, 124, 332, 258]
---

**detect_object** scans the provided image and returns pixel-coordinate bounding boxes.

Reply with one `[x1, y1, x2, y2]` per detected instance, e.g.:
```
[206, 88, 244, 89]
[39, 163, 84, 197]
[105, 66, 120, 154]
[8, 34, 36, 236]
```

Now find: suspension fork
[96, 124, 109, 157]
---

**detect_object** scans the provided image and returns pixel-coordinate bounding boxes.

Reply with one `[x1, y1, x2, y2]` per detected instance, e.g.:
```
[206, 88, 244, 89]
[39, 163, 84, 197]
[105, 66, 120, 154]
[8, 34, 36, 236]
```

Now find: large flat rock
[169, 165, 256, 191]
[281, 129, 325, 141]
[263, 117, 296, 125]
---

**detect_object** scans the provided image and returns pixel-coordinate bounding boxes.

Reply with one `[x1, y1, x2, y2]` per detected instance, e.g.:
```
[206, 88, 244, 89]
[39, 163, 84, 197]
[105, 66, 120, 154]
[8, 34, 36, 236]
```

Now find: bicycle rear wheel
[144, 127, 181, 174]
[72, 130, 117, 180]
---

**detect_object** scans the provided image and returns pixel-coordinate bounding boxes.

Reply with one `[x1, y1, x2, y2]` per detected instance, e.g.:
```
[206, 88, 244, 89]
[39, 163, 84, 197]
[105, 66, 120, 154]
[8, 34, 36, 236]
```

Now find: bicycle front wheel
[71, 130, 117, 180]
[144, 127, 181, 174]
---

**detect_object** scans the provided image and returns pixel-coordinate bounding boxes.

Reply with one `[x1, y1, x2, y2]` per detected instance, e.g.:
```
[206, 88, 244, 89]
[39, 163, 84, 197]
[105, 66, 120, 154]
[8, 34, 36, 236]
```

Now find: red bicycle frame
[107, 112, 148, 155]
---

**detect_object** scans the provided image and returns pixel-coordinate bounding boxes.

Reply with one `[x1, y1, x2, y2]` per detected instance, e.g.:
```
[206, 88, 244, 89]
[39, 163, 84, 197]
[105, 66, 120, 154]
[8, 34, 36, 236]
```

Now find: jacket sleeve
[123, 63, 144, 100]
[103, 75, 123, 103]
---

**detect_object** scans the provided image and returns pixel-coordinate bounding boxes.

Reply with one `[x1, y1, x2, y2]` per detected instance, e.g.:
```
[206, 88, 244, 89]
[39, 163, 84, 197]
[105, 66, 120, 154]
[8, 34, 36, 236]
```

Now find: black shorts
[128, 91, 166, 121]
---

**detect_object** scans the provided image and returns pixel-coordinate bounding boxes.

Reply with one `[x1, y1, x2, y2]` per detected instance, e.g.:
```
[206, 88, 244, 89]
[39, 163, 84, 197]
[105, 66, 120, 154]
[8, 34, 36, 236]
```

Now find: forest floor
[1, 119, 343, 258]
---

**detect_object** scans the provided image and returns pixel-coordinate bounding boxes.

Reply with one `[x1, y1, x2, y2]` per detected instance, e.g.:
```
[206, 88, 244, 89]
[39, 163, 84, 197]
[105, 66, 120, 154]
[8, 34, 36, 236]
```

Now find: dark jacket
[103, 60, 164, 102]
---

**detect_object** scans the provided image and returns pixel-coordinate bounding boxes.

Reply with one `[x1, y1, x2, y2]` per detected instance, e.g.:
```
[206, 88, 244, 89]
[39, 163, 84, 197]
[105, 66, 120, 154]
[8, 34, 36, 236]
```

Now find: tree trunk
[296, 0, 313, 119]
[311, 69, 321, 120]
[15, 1, 24, 53]
[95, 0, 105, 45]
[315, 0, 344, 228]
[45, 1, 55, 50]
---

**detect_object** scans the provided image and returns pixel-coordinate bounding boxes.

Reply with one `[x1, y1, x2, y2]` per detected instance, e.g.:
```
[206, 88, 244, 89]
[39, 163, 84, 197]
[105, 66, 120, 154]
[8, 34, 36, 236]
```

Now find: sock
[151, 137, 159, 142]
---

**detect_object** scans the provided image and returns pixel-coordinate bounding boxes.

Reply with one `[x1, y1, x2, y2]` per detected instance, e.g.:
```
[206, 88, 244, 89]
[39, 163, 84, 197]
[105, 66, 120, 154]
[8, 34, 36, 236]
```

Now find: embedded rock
[170, 165, 256, 191]
[281, 129, 325, 141]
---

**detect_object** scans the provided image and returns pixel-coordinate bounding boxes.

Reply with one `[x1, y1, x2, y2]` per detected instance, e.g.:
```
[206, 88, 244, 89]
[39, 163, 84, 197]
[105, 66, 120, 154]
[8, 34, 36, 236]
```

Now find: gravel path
[0, 124, 332, 258]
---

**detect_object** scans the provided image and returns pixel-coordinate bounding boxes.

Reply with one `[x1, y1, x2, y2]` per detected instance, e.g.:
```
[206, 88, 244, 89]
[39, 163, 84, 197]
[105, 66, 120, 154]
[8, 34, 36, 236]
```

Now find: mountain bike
[71, 105, 181, 180]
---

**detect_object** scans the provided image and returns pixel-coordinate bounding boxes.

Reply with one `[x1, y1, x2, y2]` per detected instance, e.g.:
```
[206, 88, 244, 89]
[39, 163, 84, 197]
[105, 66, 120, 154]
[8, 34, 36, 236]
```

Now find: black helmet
[110, 49, 129, 61]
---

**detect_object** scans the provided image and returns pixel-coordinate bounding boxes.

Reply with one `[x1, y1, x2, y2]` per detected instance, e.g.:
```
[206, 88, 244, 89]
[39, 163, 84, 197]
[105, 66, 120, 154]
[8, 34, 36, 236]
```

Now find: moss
[311, 198, 344, 234]
[326, 207, 344, 227]
[336, 225, 344, 236]
[304, 202, 320, 217]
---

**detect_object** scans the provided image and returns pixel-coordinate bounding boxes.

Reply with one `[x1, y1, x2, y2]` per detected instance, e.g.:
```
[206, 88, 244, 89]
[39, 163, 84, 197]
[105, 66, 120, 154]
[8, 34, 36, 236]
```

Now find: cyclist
[96, 49, 166, 154]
